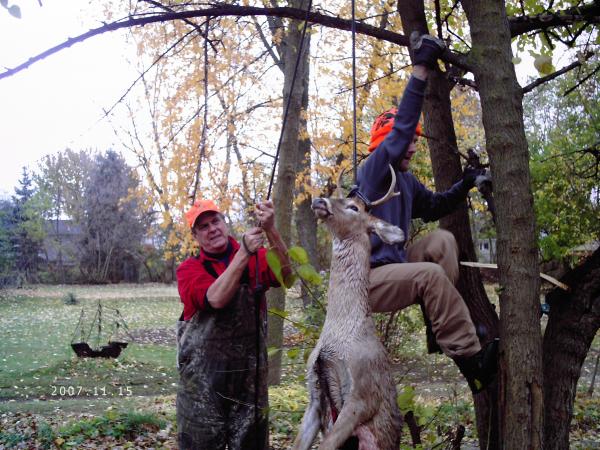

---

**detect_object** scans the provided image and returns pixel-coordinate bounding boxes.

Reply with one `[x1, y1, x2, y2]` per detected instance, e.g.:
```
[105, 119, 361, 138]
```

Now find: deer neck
[325, 235, 372, 320]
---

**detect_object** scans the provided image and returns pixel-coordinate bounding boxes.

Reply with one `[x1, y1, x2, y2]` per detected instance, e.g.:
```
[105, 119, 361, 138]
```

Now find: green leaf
[297, 264, 322, 285]
[8, 4, 20, 18]
[286, 347, 300, 359]
[303, 347, 313, 362]
[266, 249, 284, 286]
[396, 385, 415, 412]
[533, 54, 554, 75]
[267, 346, 281, 357]
[267, 307, 289, 319]
[283, 272, 298, 288]
[288, 246, 309, 264]
[266, 248, 281, 273]
[417, 405, 434, 425]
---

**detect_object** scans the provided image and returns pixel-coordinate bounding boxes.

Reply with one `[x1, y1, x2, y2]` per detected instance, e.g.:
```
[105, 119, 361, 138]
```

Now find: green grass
[0, 284, 180, 405]
[0, 409, 173, 449]
[58, 410, 166, 441]
[0, 283, 598, 449]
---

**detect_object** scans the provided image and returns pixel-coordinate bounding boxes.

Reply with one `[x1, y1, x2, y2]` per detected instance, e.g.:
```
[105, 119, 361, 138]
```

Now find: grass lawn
[0, 283, 598, 449]
[0, 284, 180, 406]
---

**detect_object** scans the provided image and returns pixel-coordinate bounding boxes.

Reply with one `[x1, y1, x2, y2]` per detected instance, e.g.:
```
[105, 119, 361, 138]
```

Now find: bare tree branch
[251, 15, 282, 69]
[442, 0, 461, 24]
[336, 63, 410, 94]
[102, 28, 196, 121]
[448, 75, 478, 90]
[509, 1, 600, 37]
[563, 62, 600, 95]
[191, 18, 210, 204]
[140, 0, 219, 52]
[434, 0, 444, 40]
[161, 48, 272, 150]
[4, 2, 596, 92]
[522, 51, 595, 94]
[0, 4, 472, 81]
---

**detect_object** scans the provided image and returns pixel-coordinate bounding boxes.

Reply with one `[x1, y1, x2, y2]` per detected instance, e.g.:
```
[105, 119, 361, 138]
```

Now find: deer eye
[347, 205, 359, 212]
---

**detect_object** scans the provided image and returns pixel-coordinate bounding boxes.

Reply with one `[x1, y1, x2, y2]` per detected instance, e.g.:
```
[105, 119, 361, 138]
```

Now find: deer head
[312, 165, 404, 244]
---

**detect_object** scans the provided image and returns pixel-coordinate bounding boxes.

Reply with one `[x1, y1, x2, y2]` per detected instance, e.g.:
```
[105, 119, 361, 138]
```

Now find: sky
[0, 2, 545, 200]
[0, 1, 138, 198]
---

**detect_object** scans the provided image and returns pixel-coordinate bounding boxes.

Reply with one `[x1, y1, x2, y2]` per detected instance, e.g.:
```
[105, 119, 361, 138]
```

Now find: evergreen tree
[11, 167, 44, 284]
[0, 198, 16, 287]
[78, 150, 149, 283]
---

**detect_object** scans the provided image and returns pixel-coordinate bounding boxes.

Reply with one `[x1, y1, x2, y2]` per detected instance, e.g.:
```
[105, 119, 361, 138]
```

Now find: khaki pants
[369, 229, 480, 358]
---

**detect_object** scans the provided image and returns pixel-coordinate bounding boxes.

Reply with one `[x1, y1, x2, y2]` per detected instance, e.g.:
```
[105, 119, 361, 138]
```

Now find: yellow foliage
[100, 0, 487, 263]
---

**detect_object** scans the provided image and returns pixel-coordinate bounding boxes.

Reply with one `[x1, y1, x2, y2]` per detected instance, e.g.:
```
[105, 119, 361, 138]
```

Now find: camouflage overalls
[176, 262, 268, 450]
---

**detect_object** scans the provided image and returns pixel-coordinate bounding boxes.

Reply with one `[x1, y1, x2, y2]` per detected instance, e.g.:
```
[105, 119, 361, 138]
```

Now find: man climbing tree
[356, 32, 498, 393]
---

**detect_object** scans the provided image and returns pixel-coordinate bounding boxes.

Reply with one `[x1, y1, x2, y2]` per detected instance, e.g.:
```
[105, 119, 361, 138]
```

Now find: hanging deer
[293, 166, 404, 450]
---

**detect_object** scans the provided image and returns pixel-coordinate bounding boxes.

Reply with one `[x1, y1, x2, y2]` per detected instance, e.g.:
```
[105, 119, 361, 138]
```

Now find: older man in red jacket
[176, 198, 291, 450]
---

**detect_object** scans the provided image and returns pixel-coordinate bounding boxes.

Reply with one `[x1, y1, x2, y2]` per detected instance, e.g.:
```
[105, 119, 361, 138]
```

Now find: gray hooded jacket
[357, 76, 469, 266]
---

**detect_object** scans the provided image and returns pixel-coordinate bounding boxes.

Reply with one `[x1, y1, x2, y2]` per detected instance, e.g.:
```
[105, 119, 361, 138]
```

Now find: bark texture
[294, 44, 318, 307]
[543, 248, 600, 449]
[461, 1, 543, 448]
[424, 69, 501, 450]
[267, 0, 312, 385]
[296, 135, 320, 308]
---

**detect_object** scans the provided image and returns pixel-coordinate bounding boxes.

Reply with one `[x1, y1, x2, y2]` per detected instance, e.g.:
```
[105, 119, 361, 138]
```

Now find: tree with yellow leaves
[6, 1, 600, 447]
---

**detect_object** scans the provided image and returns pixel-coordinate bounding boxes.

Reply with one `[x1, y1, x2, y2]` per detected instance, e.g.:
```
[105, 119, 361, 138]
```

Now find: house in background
[470, 210, 497, 264]
[477, 237, 497, 264]
[39, 219, 82, 282]
[40, 219, 151, 283]
[41, 219, 81, 267]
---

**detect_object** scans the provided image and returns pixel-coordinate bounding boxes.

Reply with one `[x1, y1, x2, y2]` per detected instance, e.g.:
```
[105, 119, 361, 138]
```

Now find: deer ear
[368, 217, 405, 245]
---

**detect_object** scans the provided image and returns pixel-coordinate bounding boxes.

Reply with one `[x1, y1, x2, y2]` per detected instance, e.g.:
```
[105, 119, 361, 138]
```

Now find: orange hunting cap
[185, 199, 221, 229]
[368, 107, 422, 152]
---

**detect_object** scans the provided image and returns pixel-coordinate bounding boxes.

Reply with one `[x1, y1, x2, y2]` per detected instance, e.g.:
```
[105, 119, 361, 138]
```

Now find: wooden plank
[459, 261, 570, 291]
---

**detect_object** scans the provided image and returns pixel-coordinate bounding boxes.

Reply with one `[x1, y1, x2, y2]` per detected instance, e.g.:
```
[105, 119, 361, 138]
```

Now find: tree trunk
[296, 143, 319, 307]
[267, 0, 311, 385]
[398, 3, 500, 447]
[425, 69, 502, 450]
[543, 247, 600, 449]
[461, 1, 543, 448]
[295, 89, 318, 307]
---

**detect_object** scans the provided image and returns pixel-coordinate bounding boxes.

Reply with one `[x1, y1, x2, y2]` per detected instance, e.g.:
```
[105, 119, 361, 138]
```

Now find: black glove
[462, 166, 487, 190]
[410, 32, 446, 70]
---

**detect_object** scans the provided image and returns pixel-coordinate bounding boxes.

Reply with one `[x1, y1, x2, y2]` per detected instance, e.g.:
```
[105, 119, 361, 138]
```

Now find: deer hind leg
[319, 353, 383, 450]
[318, 393, 375, 450]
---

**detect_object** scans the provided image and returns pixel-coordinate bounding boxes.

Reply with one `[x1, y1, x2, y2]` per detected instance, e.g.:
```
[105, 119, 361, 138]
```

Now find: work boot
[454, 338, 499, 393]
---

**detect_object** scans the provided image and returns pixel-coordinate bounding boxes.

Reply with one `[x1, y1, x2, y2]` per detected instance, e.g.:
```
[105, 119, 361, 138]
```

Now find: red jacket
[176, 237, 280, 320]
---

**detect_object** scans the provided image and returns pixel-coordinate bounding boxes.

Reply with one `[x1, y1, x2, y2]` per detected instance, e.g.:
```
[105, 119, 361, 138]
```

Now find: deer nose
[311, 198, 331, 218]
[311, 198, 327, 209]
